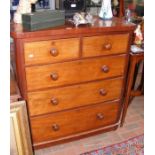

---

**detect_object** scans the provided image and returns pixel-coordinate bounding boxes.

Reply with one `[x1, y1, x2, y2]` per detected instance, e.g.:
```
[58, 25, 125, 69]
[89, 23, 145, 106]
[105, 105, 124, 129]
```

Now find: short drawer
[31, 101, 120, 144]
[28, 78, 123, 116]
[83, 34, 129, 57]
[26, 55, 126, 91]
[24, 38, 80, 65]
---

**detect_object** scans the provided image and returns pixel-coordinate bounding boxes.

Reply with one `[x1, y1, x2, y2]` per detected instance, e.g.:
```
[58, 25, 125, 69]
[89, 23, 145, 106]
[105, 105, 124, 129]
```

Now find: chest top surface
[10, 17, 135, 39]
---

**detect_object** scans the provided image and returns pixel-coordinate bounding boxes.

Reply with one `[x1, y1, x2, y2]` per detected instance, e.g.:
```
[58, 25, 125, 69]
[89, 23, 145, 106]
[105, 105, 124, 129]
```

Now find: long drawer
[83, 34, 129, 57]
[26, 55, 126, 91]
[30, 101, 120, 144]
[28, 78, 123, 116]
[24, 38, 80, 65]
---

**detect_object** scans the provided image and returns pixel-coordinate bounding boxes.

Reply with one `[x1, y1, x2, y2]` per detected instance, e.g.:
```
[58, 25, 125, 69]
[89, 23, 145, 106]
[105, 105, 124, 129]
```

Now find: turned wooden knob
[99, 89, 107, 96]
[50, 48, 59, 57]
[51, 98, 59, 105]
[96, 113, 104, 120]
[103, 43, 112, 50]
[101, 65, 109, 73]
[52, 124, 60, 131]
[50, 72, 59, 81]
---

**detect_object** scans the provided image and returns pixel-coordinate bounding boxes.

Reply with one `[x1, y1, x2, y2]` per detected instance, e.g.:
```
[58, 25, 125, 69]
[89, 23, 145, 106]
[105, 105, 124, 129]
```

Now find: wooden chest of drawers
[11, 17, 135, 149]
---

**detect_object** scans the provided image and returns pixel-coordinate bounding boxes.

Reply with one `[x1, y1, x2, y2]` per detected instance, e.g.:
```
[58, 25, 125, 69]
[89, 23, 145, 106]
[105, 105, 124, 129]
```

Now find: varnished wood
[28, 77, 123, 116]
[10, 17, 136, 149]
[83, 33, 129, 57]
[10, 42, 21, 102]
[10, 17, 135, 39]
[34, 126, 118, 149]
[31, 101, 120, 144]
[119, 0, 125, 17]
[24, 38, 80, 65]
[26, 55, 126, 91]
[14, 39, 28, 99]
[10, 69, 21, 103]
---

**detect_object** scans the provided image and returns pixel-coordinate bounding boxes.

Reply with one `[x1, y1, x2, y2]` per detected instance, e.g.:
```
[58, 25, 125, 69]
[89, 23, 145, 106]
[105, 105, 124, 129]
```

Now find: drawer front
[83, 34, 129, 57]
[26, 55, 126, 91]
[28, 78, 123, 116]
[31, 101, 120, 143]
[24, 38, 80, 65]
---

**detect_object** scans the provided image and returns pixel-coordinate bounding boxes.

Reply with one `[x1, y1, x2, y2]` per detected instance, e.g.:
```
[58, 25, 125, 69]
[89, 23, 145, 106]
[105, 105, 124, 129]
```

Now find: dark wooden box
[22, 10, 65, 31]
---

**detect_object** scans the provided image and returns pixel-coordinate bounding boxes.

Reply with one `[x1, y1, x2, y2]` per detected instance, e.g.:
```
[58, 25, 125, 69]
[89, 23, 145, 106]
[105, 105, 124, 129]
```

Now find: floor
[35, 96, 144, 155]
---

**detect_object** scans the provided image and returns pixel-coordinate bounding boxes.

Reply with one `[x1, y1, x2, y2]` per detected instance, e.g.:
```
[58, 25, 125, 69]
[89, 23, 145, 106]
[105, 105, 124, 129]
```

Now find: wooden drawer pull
[50, 72, 59, 81]
[96, 113, 104, 120]
[50, 48, 59, 57]
[52, 124, 60, 131]
[99, 89, 107, 96]
[51, 98, 59, 105]
[103, 43, 112, 50]
[101, 65, 109, 73]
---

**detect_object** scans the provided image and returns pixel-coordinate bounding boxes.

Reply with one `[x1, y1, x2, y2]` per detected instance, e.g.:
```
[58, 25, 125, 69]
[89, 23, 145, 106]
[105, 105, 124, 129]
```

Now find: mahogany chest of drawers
[11, 17, 135, 149]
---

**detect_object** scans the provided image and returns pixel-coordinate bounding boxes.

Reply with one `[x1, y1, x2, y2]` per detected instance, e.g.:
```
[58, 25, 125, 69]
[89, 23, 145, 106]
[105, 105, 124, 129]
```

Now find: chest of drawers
[11, 17, 135, 149]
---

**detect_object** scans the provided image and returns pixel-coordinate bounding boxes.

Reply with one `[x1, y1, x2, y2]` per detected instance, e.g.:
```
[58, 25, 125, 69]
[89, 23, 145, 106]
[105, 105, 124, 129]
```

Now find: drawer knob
[52, 124, 60, 131]
[50, 48, 59, 57]
[50, 72, 59, 81]
[103, 43, 112, 50]
[96, 113, 104, 120]
[101, 65, 109, 73]
[99, 89, 107, 96]
[51, 98, 59, 105]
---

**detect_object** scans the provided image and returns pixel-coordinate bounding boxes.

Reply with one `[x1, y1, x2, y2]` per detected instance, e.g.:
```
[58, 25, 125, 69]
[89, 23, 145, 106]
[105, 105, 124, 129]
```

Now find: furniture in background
[119, 0, 125, 16]
[121, 49, 144, 126]
[124, 0, 144, 21]
[129, 51, 144, 96]
[10, 47, 33, 155]
[11, 17, 135, 149]
[10, 67, 21, 103]
[10, 101, 33, 155]
[120, 2, 144, 124]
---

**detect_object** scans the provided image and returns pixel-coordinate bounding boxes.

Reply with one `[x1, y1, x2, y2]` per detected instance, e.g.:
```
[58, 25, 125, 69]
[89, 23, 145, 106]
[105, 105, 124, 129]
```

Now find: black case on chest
[56, 0, 86, 18]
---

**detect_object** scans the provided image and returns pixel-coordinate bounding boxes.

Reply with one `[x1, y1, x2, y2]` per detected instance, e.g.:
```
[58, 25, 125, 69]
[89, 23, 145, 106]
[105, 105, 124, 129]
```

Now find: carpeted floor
[81, 134, 144, 155]
[35, 96, 144, 155]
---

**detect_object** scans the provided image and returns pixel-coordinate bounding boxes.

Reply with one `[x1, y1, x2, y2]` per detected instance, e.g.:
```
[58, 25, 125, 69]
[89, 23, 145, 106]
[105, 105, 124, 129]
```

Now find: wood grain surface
[31, 101, 120, 144]
[28, 77, 123, 116]
[24, 38, 80, 65]
[83, 33, 129, 57]
[26, 55, 126, 91]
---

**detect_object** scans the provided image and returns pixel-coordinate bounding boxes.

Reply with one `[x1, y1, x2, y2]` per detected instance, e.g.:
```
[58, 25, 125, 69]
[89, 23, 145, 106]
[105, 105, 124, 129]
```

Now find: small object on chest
[56, 0, 86, 18]
[22, 10, 65, 31]
[69, 12, 93, 27]
[99, 0, 113, 20]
